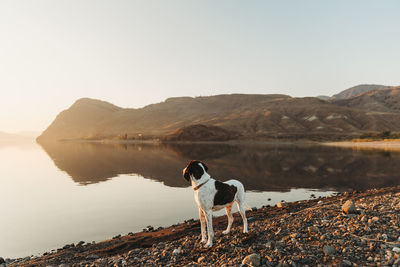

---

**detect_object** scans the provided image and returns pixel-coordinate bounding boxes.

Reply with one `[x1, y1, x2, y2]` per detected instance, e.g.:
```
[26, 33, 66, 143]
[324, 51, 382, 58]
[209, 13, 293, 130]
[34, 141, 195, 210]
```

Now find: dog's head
[182, 160, 208, 181]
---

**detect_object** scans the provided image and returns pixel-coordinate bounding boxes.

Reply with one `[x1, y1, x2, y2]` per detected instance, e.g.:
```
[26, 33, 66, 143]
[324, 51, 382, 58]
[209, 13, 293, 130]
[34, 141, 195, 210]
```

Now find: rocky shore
[3, 186, 400, 267]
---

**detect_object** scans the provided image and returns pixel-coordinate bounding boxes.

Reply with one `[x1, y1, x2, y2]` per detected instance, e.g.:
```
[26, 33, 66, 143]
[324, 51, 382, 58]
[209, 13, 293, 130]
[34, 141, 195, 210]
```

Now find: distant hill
[0, 131, 17, 139]
[316, 95, 330, 101]
[0, 131, 31, 140]
[330, 84, 393, 101]
[334, 87, 400, 113]
[37, 93, 400, 142]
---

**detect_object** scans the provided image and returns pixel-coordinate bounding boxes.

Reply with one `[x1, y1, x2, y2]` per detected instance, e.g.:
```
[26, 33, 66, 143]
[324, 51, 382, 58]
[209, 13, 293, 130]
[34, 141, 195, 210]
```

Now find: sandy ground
[323, 141, 400, 151]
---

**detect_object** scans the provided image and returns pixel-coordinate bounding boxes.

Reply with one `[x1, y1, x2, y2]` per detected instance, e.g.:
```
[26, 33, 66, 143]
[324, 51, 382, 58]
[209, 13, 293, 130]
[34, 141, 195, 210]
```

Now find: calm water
[1, 140, 400, 258]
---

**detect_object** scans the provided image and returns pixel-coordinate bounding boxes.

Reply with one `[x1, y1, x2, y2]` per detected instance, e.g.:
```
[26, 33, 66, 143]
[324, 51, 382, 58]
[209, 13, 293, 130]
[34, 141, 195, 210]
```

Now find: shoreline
[6, 186, 400, 266]
[323, 140, 400, 151]
[38, 138, 320, 146]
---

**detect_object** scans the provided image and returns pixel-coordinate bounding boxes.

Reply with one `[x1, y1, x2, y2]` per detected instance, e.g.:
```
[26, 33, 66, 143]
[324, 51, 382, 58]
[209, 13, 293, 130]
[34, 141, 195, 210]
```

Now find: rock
[342, 260, 352, 266]
[323, 246, 336, 256]
[265, 241, 274, 249]
[242, 253, 261, 266]
[172, 247, 182, 254]
[277, 201, 288, 208]
[341, 200, 357, 214]
[87, 254, 100, 260]
[308, 226, 320, 233]
[372, 216, 379, 222]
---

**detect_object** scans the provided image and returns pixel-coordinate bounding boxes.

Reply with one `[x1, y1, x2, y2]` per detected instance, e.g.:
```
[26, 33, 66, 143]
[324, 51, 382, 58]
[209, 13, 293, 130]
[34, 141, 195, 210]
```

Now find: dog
[183, 160, 249, 248]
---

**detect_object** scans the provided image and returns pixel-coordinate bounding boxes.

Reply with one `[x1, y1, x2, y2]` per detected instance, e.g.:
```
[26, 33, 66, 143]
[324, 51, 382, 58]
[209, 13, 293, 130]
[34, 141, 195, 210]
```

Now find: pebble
[242, 253, 261, 267]
[172, 247, 182, 254]
[341, 200, 357, 214]
[86, 254, 100, 260]
[323, 246, 336, 256]
[7, 187, 400, 267]
[277, 201, 288, 208]
[342, 259, 352, 266]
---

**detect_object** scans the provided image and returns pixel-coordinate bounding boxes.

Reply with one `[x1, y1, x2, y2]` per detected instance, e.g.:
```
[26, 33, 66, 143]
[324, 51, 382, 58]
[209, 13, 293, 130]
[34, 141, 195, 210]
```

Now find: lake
[1, 140, 399, 258]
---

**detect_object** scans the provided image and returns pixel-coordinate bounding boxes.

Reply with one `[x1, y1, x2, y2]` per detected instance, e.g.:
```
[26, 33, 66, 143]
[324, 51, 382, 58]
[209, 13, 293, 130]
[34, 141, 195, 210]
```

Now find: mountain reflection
[38, 141, 400, 192]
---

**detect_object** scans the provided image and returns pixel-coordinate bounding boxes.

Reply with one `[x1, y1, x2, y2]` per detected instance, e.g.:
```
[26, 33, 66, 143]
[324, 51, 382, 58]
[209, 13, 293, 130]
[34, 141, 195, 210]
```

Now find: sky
[1, 0, 399, 133]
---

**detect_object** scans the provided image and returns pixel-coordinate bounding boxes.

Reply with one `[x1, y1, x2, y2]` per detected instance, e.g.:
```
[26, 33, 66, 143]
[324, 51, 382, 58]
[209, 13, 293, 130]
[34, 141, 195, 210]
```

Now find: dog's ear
[183, 167, 190, 181]
[200, 162, 208, 172]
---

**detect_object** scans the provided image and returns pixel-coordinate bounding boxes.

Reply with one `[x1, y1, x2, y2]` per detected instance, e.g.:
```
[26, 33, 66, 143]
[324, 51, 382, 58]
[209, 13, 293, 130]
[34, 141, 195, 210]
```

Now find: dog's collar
[193, 179, 210, 191]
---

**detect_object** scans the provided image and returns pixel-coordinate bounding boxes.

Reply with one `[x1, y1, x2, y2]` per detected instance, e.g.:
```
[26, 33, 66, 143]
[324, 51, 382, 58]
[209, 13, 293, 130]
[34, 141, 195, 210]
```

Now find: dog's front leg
[204, 210, 214, 248]
[199, 208, 207, 244]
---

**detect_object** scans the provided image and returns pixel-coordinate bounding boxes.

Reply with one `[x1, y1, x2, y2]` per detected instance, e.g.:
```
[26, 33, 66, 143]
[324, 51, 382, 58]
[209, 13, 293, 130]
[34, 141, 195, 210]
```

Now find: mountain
[330, 84, 393, 101]
[333, 87, 400, 113]
[37, 93, 400, 142]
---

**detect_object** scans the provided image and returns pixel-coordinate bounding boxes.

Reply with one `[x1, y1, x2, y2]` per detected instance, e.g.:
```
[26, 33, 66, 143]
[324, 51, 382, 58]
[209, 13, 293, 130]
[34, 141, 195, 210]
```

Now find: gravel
[6, 186, 400, 267]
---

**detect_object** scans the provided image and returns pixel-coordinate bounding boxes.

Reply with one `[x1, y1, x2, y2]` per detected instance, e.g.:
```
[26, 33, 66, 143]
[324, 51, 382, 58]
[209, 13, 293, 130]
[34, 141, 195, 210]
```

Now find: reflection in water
[38, 141, 400, 192]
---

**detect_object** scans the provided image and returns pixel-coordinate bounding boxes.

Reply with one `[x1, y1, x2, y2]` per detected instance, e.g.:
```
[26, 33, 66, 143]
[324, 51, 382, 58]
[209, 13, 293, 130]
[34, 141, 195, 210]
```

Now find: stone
[277, 201, 288, 208]
[242, 253, 261, 267]
[323, 246, 336, 256]
[341, 200, 357, 214]
[342, 260, 352, 266]
[87, 254, 100, 260]
[172, 247, 181, 254]
[197, 256, 205, 263]
[372, 217, 379, 222]
[265, 241, 274, 249]
[308, 226, 320, 233]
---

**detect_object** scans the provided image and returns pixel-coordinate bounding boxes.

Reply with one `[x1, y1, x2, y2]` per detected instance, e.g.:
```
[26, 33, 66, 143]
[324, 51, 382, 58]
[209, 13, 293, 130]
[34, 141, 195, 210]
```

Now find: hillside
[333, 87, 400, 113]
[37, 93, 400, 141]
[330, 84, 392, 101]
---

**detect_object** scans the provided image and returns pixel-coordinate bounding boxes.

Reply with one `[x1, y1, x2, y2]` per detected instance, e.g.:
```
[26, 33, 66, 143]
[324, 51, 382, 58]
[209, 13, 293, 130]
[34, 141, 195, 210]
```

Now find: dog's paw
[204, 242, 213, 248]
[222, 229, 230, 235]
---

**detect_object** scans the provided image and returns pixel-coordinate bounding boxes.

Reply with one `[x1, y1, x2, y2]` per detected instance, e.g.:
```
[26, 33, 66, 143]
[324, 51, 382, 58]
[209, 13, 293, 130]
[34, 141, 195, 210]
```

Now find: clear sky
[1, 0, 399, 133]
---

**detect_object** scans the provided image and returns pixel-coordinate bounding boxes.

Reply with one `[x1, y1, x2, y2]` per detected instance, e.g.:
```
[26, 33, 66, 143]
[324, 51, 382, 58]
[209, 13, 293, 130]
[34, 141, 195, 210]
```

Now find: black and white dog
[183, 160, 249, 248]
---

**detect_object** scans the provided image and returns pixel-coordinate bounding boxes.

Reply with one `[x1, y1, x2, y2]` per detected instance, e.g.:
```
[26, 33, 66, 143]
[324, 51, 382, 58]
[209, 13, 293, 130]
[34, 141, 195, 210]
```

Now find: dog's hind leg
[199, 208, 207, 244]
[236, 202, 248, 233]
[204, 210, 214, 248]
[222, 203, 234, 234]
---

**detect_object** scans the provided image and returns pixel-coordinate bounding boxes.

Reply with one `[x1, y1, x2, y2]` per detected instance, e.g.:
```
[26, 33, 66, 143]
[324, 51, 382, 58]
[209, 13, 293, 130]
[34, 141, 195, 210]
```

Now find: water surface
[1, 140, 399, 258]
